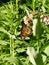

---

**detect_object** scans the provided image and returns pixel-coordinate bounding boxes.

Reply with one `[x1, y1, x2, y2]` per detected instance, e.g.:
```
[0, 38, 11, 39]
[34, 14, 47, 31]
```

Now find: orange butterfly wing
[21, 25, 32, 40]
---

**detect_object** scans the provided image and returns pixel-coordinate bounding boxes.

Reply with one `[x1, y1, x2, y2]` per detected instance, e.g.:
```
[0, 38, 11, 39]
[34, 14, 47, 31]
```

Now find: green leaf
[35, 53, 44, 65]
[41, 6, 46, 13]
[3, 56, 22, 65]
[26, 47, 44, 65]
[36, 16, 44, 39]
[16, 48, 26, 53]
[26, 47, 38, 65]
[42, 0, 46, 5]
[0, 40, 9, 45]
[44, 46, 49, 56]
[0, 27, 16, 39]
[46, 34, 49, 39]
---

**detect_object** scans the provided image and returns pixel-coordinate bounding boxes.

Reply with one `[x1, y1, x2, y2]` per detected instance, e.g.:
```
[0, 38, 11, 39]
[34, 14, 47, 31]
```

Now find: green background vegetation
[0, 0, 49, 65]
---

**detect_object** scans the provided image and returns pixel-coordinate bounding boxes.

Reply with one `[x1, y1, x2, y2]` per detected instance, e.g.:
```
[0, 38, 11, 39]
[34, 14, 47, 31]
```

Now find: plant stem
[16, 0, 18, 19]
[37, 39, 40, 52]
[10, 37, 14, 57]
[32, 0, 35, 10]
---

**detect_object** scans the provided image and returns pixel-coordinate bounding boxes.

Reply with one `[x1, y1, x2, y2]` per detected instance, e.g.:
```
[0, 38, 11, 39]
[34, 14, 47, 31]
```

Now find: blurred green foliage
[0, 0, 49, 65]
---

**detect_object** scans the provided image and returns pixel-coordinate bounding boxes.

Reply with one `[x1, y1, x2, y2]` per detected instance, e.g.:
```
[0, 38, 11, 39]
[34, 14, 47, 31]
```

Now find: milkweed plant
[0, 0, 49, 65]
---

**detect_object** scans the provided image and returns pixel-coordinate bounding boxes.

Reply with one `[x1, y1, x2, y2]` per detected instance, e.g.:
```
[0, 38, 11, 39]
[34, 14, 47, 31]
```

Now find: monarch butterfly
[21, 16, 33, 40]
